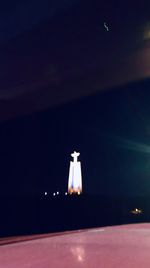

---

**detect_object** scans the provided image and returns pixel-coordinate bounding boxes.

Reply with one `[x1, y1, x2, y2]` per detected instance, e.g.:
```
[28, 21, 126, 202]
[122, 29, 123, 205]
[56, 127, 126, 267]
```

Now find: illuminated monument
[68, 151, 82, 195]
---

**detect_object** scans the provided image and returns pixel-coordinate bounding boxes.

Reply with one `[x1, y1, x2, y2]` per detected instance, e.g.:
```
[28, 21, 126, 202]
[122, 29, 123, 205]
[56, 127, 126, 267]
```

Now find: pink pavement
[0, 223, 150, 268]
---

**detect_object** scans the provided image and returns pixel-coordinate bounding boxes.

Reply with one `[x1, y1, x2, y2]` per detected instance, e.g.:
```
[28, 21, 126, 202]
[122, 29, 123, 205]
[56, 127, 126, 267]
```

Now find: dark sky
[0, 0, 79, 43]
[0, 0, 150, 199]
[0, 0, 150, 121]
[1, 79, 150, 198]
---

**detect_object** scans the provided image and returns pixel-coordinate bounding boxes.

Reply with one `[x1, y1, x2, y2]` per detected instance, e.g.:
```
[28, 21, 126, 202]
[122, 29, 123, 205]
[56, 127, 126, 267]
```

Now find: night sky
[0, 0, 150, 121]
[0, 80, 150, 199]
[0, 0, 150, 200]
[0, 0, 79, 44]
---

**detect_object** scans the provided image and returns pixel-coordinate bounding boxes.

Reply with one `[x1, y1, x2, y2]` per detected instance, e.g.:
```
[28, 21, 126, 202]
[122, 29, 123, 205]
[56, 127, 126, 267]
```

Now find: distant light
[56, 191, 59, 195]
[130, 208, 143, 215]
[44, 192, 48, 196]
[65, 192, 68, 195]
[68, 151, 82, 195]
[53, 193, 56, 196]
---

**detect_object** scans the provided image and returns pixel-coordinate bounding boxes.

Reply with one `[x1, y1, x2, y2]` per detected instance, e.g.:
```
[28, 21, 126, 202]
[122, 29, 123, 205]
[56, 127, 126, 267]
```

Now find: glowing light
[104, 22, 109, 31]
[44, 192, 48, 196]
[65, 192, 68, 195]
[53, 192, 56, 196]
[109, 134, 150, 154]
[130, 208, 143, 215]
[56, 191, 59, 195]
[68, 151, 82, 195]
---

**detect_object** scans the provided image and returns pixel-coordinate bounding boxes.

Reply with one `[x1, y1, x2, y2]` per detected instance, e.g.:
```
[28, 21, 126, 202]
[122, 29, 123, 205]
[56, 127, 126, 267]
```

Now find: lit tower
[68, 151, 82, 195]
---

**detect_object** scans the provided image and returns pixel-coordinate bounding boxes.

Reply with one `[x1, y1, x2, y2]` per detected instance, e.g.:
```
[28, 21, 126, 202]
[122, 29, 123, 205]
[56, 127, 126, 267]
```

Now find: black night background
[0, 0, 150, 237]
[1, 81, 150, 236]
[1, 81, 150, 198]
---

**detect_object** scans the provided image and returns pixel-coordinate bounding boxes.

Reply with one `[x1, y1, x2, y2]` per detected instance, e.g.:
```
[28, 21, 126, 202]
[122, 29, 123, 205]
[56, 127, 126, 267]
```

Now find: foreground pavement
[0, 223, 150, 268]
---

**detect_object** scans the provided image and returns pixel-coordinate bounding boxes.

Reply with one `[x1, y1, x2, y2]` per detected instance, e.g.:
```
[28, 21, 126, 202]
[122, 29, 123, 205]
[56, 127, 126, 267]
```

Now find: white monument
[68, 151, 82, 195]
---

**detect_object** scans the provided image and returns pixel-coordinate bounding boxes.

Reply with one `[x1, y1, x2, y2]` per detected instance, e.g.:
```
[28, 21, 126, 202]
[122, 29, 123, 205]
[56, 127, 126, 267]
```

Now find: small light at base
[44, 192, 48, 196]
[130, 208, 143, 215]
[56, 191, 59, 195]
[53, 193, 56, 196]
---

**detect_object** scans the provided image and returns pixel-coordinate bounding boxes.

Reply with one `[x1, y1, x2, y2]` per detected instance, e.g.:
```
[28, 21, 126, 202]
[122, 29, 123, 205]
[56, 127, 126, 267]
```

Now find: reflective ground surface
[1, 224, 150, 268]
